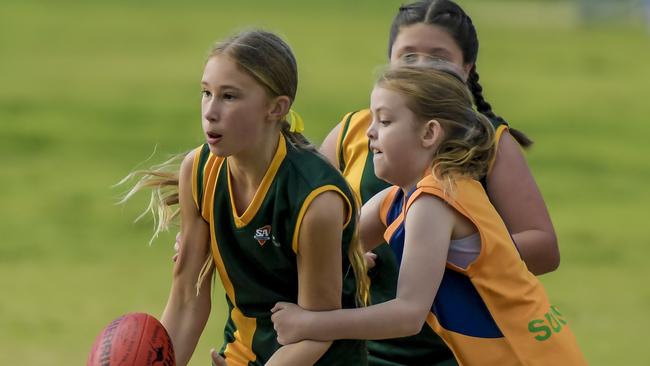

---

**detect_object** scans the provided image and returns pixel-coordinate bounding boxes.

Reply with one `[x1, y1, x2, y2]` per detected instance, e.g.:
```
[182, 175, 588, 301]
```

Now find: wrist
[300, 309, 318, 340]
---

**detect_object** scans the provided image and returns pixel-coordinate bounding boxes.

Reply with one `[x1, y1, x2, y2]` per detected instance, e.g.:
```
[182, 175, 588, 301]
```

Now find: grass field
[1, 0, 649, 364]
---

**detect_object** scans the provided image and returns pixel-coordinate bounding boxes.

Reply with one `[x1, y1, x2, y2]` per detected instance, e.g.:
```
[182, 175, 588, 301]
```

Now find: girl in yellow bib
[271, 66, 587, 366]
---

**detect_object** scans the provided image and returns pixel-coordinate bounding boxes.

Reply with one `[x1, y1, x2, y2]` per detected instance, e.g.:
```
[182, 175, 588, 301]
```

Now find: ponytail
[279, 120, 317, 152]
[116, 153, 184, 244]
[117, 153, 215, 295]
[467, 65, 533, 148]
[432, 110, 495, 183]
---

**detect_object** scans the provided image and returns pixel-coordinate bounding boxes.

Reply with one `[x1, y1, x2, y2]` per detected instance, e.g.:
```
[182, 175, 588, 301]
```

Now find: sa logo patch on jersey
[254, 225, 272, 246]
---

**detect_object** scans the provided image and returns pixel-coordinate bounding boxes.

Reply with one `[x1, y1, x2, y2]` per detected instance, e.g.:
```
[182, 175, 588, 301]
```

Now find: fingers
[172, 232, 181, 262]
[211, 349, 227, 366]
[365, 251, 377, 269]
[174, 232, 181, 252]
[270, 302, 287, 313]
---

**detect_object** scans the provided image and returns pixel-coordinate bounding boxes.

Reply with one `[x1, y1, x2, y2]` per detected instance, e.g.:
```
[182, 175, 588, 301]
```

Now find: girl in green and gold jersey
[124, 30, 368, 366]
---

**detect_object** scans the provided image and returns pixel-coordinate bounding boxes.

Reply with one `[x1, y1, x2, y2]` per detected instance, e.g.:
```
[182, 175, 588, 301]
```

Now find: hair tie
[288, 109, 305, 133]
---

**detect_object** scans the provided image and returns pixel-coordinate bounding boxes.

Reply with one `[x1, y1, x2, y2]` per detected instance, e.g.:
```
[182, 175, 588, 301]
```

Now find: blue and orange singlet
[378, 175, 587, 366]
[336, 109, 509, 366]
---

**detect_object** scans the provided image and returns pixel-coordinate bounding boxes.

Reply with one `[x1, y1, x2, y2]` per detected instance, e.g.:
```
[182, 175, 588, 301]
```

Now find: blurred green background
[1, 0, 648, 364]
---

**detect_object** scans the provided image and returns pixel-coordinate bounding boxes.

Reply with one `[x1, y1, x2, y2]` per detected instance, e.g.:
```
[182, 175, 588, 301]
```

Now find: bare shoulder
[319, 123, 343, 167]
[303, 190, 345, 225]
[408, 193, 454, 219]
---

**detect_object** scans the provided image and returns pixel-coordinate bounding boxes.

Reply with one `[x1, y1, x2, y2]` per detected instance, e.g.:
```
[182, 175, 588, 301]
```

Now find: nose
[203, 99, 220, 123]
[366, 120, 377, 140]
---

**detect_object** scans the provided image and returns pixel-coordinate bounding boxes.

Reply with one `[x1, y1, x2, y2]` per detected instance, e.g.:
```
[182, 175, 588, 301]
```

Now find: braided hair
[389, 0, 533, 147]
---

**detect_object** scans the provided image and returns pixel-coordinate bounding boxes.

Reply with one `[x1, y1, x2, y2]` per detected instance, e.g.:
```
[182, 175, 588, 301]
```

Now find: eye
[201, 90, 212, 98]
[379, 120, 391, 126]
[428, 55, 451, 63]
[401, 53, 419, 64]
[222, 92, 237, 101]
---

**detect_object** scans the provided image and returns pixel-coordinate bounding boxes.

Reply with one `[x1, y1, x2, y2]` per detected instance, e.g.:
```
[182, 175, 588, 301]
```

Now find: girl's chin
[373, 168, 390, 184]
[207, 144, 230, 157]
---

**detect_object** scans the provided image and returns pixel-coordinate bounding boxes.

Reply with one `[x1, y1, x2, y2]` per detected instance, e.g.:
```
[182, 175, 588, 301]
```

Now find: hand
[211, 348, 227, 366]
[270, 302, 309, 345]
[364, 251, 377, 269]
[172, 232, 181, 262]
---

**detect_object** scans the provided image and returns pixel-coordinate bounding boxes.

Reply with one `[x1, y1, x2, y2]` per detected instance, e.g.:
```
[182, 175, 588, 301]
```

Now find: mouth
[369, 145, 382, 155]
[206, 132, 222, 145]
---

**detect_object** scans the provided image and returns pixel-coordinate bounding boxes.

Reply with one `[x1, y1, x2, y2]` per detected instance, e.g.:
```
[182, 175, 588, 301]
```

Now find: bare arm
[265, 191, 347, 365]
[487, 131, 559, 275]
[272, 195, 453, 342]
[318, 123, 342, 167]
[359, 187, 392, 252]
[161, 152, 212, 366]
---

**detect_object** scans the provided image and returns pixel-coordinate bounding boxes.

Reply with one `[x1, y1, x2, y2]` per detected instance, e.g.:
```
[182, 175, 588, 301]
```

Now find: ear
[421, 119, 444, 149]
[267, 95, 291, 123]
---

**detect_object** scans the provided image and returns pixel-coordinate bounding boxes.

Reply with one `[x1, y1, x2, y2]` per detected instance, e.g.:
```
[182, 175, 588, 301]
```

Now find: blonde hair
[377, 65, 496, 186]
[209, 29, 314, 151]
[120, 29, 369, 303]
[348, 217, 370, 306]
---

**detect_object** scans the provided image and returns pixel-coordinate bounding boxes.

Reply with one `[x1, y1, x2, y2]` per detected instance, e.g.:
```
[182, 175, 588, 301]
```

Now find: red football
[87, 313, 175, 366]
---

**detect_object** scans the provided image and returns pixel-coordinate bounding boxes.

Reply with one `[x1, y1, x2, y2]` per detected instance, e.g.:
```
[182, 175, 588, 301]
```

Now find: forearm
[512, 229, 559, 275]
[164, 152, 213, 365]
[302, 298, 424, 341]
[161, 284, 211, 365]
[265, 340, 332, 366]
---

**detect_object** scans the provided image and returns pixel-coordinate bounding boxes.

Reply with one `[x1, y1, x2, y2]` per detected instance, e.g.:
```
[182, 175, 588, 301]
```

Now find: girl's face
[390, 23, 471, 81]
[200, 55, 272, 157]
[367, 86, 432, 188]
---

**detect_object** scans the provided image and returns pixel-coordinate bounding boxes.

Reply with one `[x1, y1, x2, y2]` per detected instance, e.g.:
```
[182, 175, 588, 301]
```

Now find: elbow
[548, 246, 560, 273]
[532, 232, 560, 275]
[543, 231, 560, 274]
[388, 298, 430, 337]
[403, 316, 426, 337]
[397, 310, 428, 337]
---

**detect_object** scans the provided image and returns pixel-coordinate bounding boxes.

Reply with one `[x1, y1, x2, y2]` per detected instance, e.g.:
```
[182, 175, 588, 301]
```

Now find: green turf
[1, 0, 648, 364]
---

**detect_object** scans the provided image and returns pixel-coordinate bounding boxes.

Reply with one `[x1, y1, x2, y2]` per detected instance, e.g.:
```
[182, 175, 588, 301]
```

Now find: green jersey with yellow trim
[192, 134, 366, 366]
[336, 109, 508, 366]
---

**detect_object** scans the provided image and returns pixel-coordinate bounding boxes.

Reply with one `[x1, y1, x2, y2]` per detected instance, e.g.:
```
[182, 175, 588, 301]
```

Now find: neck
[228, 131, 281, 190]
[399, 178, 421, 196]
[397, 157, 433, 195]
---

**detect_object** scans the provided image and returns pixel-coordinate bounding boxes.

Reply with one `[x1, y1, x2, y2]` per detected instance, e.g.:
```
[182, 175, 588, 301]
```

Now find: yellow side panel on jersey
[201, 155, 221, 221]
[191, 147, 201, 209]
[335, 112, 353, 170]
[195, 152, 235, 304]
[487, 124, 509, 174]
[224, 306, 258, 365]
[338, 110, 372, 205]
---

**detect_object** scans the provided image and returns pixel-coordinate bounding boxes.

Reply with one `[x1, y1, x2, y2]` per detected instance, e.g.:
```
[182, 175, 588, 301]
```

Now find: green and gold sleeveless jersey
[336, 109, 508, 366]
[192, 134, 366, 366]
